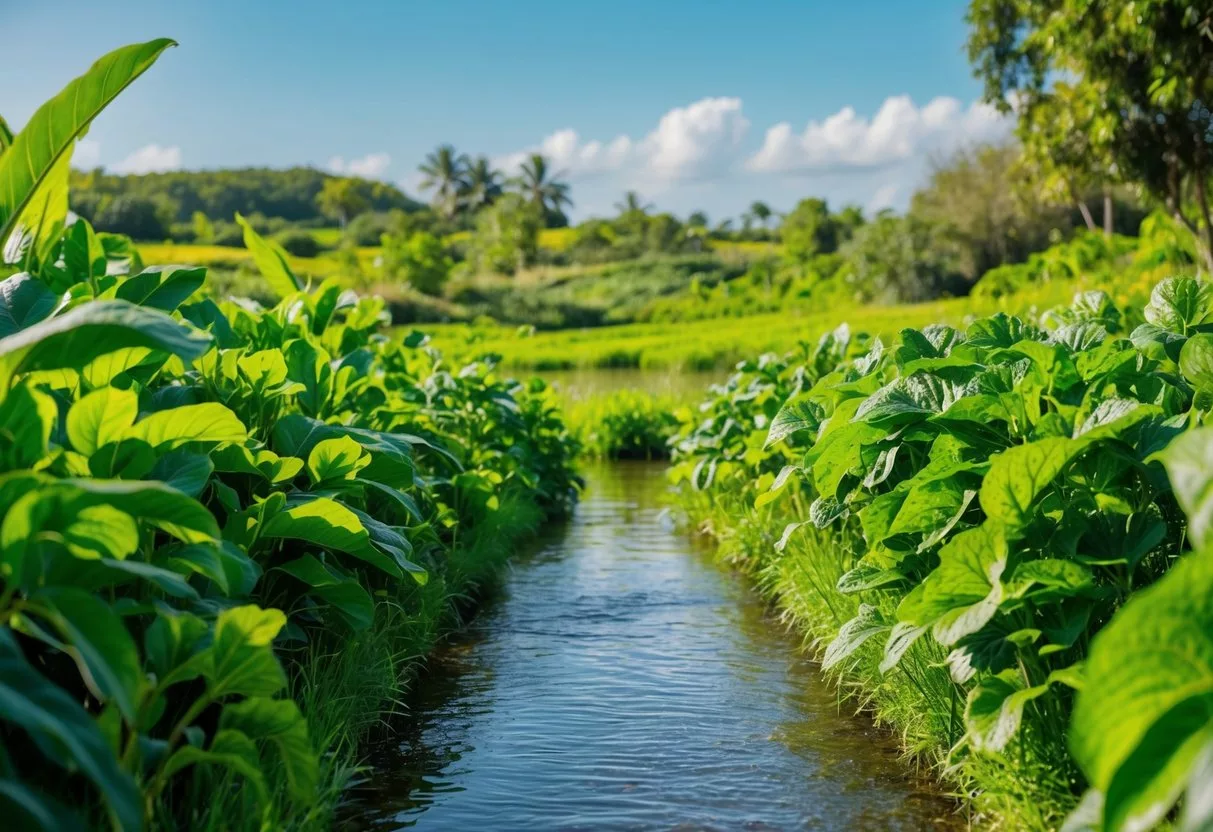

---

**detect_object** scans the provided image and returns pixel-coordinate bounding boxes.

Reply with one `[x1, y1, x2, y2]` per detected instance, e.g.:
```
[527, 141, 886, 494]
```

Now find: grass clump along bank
[565, 389, 680, 460]
[669, 281, 1213, 830]
[0, 41, 579, 830]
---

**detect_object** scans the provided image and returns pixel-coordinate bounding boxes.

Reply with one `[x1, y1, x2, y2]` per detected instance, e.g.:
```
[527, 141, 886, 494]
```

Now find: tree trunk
[1195, 171, 1213, 275]
[1076, 200, 1097, 232]
[1103, 189, 1113, 238]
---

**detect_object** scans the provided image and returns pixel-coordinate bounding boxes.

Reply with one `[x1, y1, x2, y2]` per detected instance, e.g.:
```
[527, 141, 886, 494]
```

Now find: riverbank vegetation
[668, 276, 1213, 829]
[0, 41, 578, 830]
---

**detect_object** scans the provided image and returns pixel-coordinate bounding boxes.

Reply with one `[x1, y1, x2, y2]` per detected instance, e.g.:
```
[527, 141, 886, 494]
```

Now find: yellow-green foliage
[139, 242, 382, 281]
[565, 390, 680, 459]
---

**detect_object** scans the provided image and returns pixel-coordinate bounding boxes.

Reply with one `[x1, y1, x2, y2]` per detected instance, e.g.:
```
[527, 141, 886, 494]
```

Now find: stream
[343, 462, 959, 831]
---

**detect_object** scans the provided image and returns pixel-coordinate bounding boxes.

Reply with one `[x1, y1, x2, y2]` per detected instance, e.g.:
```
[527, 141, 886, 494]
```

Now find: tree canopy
[967, 0, 1213, 268]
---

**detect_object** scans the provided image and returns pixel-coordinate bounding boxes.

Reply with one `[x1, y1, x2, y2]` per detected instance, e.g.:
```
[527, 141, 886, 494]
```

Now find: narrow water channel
[344, 462, 959, 831]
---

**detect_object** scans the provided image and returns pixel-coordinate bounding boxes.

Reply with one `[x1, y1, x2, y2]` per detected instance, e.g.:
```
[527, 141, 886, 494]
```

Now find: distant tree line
[69, 167, 420, 241]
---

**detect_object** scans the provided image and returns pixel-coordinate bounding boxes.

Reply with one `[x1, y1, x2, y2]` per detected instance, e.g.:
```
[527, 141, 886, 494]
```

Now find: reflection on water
[342, 463, 960, 831]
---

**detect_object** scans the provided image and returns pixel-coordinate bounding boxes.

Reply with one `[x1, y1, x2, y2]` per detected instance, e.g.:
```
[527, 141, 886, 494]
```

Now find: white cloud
[497, 96, 748, 186]
[110, 144, 182, 175]
[746, 95, 1010, 173]
[497, 94, 1012, 219]
[327, 152, 392, 179]
[73, 139, 101, 169]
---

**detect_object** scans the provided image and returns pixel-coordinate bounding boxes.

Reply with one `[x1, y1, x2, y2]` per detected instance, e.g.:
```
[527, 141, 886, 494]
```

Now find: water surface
[344, 463, 959, 831]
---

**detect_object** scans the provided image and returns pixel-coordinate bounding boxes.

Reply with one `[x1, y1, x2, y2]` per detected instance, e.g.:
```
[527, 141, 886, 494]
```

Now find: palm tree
[418, 144, 470, 219]
[512, 153, 572, 219]
[463, 156, 504, 212]
[749, 201, 773, 229]
[614, 191, 654, 216]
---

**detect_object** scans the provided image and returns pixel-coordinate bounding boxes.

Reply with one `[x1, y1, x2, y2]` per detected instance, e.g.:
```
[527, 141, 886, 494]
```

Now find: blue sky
[2, 0, 1008, 221]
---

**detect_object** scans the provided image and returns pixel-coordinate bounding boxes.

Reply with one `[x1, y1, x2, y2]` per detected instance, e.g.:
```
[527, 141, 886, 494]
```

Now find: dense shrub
[273, 228, 324, 257]
[380, 231, 452, 295]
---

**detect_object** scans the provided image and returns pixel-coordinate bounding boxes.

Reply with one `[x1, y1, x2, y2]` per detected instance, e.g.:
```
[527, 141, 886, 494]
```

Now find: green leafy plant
[0, 41, 579, 831]
[670, 278, 1213, 829]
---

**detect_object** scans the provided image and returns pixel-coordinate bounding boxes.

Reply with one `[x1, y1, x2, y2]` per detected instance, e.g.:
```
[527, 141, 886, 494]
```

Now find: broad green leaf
[30, 588, 143, 720]
[754, 464, 798, 509]
[764, 396, 821, 448]
[965, 669, 1049, 753]
[275, 554, 373, 630]
[880, 621, 929, 674]
[260, 497, 402, 578]
[888, 476, 970, 537]
[0, 300, 211, 388]
[919, 524, 1007, 644]
[149, 450, 213, 497]
[114, 265, 205, 311]
[157, 543, 231, 594]
[0, 631, 142, 832]
[59, 217, 106, 284]
[947, 620, 1019, 683]
[1073, 398, 1155, 440]
[808, 495, 845, 528]
[97, 557, 198, 600]
[212, 444, 303, 484]
[774, 521, 806, 553]
[1102, 696, 1213, 832]
[237, 348, 289, 388]
[219, 697, 318, 804]
[158, 730, 269, 810]
[1155, 427, 1213, 549]
[1144, 276, 1213, 335]
[61, 504, 139, 560]
[348, 505, 426, 582]
[810, 421, 886, 499]
[837, 563, 906, 594]
[66, 386, 138, 456]
[144, 610, 208, 680]
[9, 478, 218, 549]
[855, 372, 967, 425]
[124, 402, 247, 450]
[0, 383, 57, 469]
[81, 346, 158, 389]
[1070, 548, 1213, 799]
[0, 39, 176, 243]
[207, 605, 288, 697]
[273, 414, 417, 487]
[358, 478, 424, 523]
[822, 604, 890, 671]
[980, 437, 1083, 530]
[859, 489, 907, 547]
[3, 146, 70, 268]
[966, 313, 1037, 349]
[236, 213, 301, 298]
[1181, 333, 1213, 391]
[0, 273, 57, 337]
[283, 338, 332, 417]
[307, 436, 369, 485]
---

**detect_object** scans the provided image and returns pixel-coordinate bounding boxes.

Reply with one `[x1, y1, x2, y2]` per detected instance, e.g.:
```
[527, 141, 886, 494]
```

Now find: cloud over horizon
[110, 143, 183, 175]
[496, 94, 1012, 218]
[327, 152, 392, 179]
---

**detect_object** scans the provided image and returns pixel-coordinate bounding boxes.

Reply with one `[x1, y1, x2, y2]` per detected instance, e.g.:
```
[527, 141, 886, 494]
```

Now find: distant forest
[68, 167, 421, 238]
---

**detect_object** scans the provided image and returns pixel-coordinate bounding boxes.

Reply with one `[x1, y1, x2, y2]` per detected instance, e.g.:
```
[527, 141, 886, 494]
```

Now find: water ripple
[343, 463, 960, 831]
